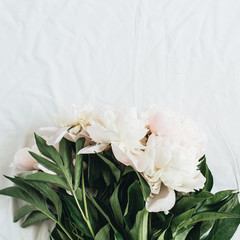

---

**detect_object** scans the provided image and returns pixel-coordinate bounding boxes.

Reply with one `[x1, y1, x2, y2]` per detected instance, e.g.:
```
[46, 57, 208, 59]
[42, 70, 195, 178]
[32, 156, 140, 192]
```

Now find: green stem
[60, 166, 94, 238]
[152, 228, 162, 237]
[81, 167, 95, 238]
[148, 212, 152, 238]
[57, 221, 74, 240]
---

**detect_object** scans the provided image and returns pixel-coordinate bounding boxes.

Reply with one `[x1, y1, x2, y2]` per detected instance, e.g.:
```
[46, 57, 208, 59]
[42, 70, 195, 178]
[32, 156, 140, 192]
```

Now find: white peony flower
[140, 105, 207, 212]
[37, 104, 95, 146]
[79, 107, 149, 172]
[142, 133, 206, 212]
[55, 104, 94, 129]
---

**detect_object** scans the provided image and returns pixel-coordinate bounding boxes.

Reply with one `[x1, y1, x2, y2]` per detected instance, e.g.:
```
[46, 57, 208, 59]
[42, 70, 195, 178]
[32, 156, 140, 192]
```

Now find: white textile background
[0, 0, 239, 239]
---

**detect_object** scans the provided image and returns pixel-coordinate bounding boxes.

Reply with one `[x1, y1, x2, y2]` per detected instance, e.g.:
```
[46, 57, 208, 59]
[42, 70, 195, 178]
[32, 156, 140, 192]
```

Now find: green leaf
[172, 209, 194, 232]
[74, 138, 85, 190]
[206, 194, 240, 240]
[0, 185, 54, 220]
[22, 172, 69, 190]
[4, 176, 45, 207]
[124, 181, 144, 229]
[102, 165, 114, 186]
[185, 222, 201, 240]
[173, 191, 213, 215]
[61, 194, 92, 237]
[179, 212, 240, 230]
[88, 154, 104, 189]
[198, 156, 213, 192]
[97, 153, 121, 182]
[205, 190, 235, 205]
[87, 193, 121, 234]
[29, 151, 63, 176]
[122, 166, 134, 176]
[59, 137, 73, 181]
[135, 170, 151, 201]
[130, 208, 148, 240]
[157, 230, 166, 240]
[114, 232, 124, 240]
[56, 229, 70, 240]
[95, 224, 110, 240]
[197, 193, 237, 213]
[34, 133, 63, 166]
[110, 184, 124, 226]
[174, 226, 193, 240]
[24, 181, 62, 220]
[22, 211, 49, 228]
[14, 205, 37, 222]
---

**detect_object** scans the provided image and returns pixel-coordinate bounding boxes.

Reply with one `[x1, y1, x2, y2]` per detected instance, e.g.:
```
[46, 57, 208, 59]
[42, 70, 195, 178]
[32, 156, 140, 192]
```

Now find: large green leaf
[5, 176, 45, 207]
[110, 184, 124, 226]
[196, 193, 236, 213]
[124, 181, 144, 229]
[59, 137, 72, 181]
[24, 180, 62, 220]
[157, 230, 166, 240]
[198, 156, 213, 192]
[0, 186, 50, 216]
[88, 154, 105, 189]
[185, 222, 201, 240]
[172, 191, 213, 215]
[21, 211, 50, 228]
[14, 205, 37, 222]
[57, 229, 70, 240]
[61, 194, 92, 237]
[205, 190, 235, 205]
[174, 226, 193, 240]
[114, 232, 124, 240]
[130, 208, 148, 240]
[135, 170, 150, 201]
[95, 224, 110, 240]
[22, 172, 69, 190]
[179, 212, 240, 230]
[172, 209, 194, 232]
[205, 194, 240, 240]
[34, 133, 63, 166]
[97, 153, 121, 182]
[87, 193, 122, 235]
[74, 138, 85, 190]
[29, 151, 63, 176]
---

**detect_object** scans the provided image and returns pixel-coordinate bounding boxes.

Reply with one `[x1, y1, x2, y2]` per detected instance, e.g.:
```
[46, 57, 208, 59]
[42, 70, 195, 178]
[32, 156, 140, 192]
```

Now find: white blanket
[0, 0, 239, 239]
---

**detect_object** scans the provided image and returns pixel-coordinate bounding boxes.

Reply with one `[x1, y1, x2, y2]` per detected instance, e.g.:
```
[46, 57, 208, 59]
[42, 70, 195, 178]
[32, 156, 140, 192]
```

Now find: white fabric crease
[0, 0, 239, 239]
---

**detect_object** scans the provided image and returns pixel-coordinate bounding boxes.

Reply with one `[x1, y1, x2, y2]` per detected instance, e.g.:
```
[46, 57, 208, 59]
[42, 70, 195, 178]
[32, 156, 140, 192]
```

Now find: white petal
[146, 184, 176, 212]
[111, 143, 148, 172]
[78, 143, 108, 154]
[87, 126, 118, 143]
[111, 143, 134, 167]
[34, 163, 56, 175]
[46, 127, 69, 145]
[13, 147, 38, 170]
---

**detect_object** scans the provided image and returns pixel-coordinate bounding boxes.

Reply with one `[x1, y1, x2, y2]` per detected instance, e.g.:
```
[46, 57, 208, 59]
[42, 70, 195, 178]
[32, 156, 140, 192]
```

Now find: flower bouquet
[0, 105, 239, 240]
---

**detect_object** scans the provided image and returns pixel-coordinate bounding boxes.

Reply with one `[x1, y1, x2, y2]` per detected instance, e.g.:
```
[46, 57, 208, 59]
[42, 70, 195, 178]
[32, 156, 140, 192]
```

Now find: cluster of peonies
[13, 105, 207, 213]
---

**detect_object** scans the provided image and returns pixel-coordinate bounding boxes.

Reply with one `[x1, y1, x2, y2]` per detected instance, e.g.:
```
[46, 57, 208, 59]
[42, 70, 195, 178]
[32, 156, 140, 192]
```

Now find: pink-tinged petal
[87, 126, 118, 143]
[146, 184, 176, 212]
[13, 148, 38, 171]
[111, 143, 134, 167]
[111, 144, 148, 172]
[46, 127, 69, 145]
[131, 153, 150, 172]
[78, 143, 109, 154]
